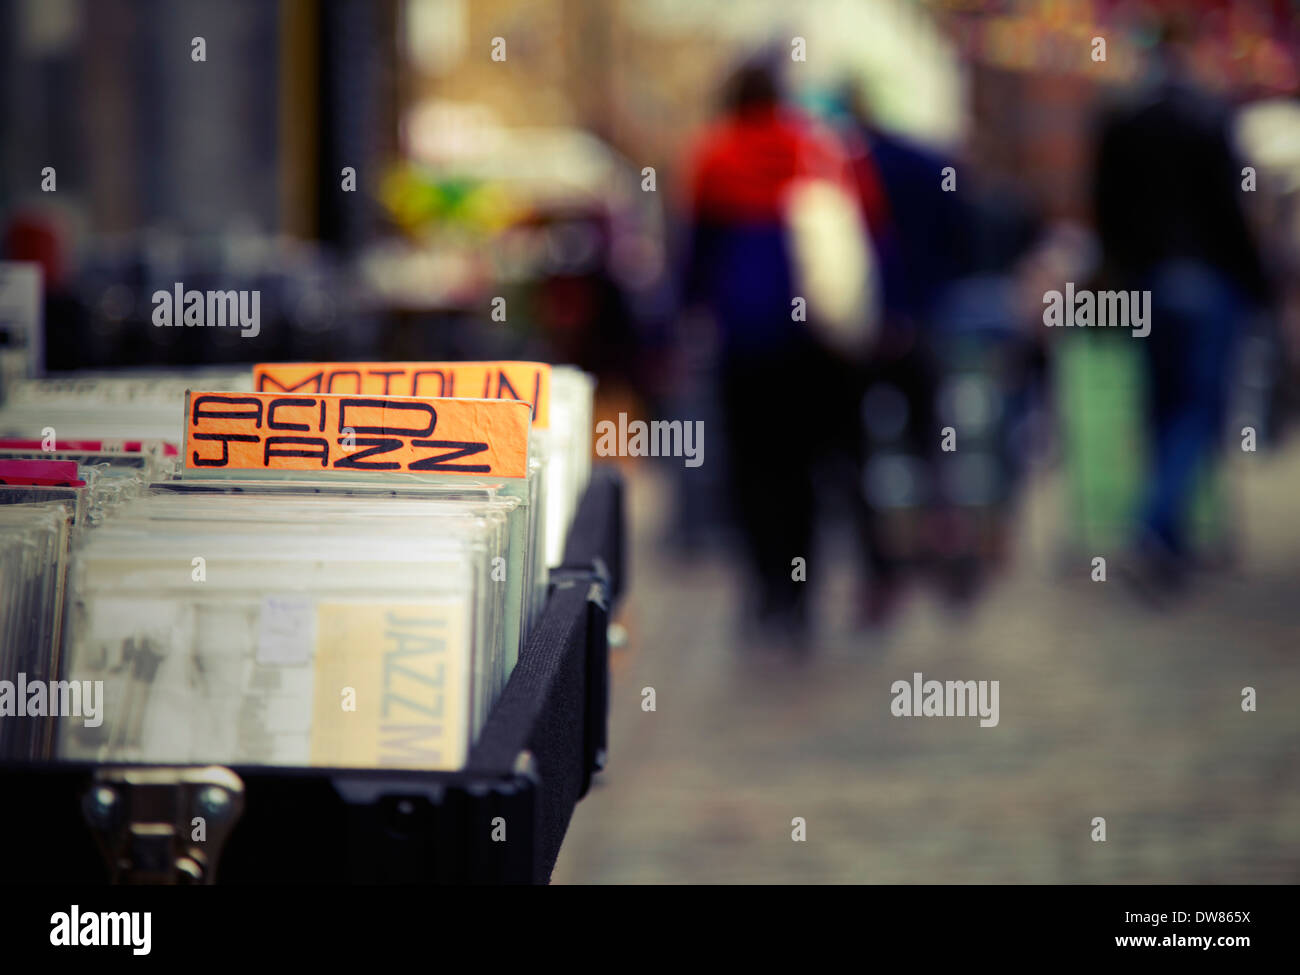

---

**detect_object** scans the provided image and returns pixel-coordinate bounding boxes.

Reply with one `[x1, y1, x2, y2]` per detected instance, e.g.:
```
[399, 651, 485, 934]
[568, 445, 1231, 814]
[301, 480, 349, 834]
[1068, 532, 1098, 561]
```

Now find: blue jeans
[1139, 260, 1244, 556]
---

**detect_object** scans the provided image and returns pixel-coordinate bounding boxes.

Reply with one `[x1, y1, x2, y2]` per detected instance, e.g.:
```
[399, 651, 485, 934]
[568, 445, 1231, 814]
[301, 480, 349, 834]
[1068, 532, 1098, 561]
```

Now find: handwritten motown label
[253, 361, 552, 428]
[183, 391, 530, 478]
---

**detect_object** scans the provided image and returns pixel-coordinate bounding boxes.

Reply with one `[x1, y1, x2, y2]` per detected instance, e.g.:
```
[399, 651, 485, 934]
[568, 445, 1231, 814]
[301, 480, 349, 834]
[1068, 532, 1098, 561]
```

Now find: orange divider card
[183, 392, 531, 478]
[253, 361, 552, 428]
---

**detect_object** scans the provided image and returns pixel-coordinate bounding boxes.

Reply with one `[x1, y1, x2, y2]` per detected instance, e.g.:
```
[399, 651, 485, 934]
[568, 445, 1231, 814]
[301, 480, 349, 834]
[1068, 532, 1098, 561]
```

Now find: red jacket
[687, 106, 861, 223]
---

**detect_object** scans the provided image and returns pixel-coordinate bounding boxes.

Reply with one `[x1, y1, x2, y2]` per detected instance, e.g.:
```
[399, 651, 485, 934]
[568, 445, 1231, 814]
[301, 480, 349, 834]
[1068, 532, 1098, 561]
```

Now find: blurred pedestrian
[682, 60, 872, 640]
[842, 87, 964, 621]
[1094, 17, 1272, 590]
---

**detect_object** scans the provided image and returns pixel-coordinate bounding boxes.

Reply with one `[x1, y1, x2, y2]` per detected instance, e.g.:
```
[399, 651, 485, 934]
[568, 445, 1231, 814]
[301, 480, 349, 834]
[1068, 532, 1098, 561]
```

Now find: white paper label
[257, 596, 316, 666]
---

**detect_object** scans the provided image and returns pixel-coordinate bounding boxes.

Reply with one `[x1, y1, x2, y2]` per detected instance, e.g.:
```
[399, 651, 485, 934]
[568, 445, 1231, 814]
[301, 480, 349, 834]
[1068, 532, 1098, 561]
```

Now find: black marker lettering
[496, 370, 521, 405]
[411, 370, 451, 397]
[267, 397, 316, 432]
[257, 371, 323, 393]
[192, 395, 263, 428]
[408, 440, 491, 473]
[190, 433, 259, 468]
[340, 398, 436, 437]
[325, 370, 362, 394]
[264, 436, 329, 467]
[332, 437, 403, 470]
[366, 369, 403, 395]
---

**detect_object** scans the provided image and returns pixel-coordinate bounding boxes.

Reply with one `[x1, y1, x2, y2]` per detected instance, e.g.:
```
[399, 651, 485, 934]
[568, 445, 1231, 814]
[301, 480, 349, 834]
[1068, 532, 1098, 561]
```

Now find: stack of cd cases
[0, 495, 74, 759]
[0, 363, 596, 780]
[0, 437, 185, 763]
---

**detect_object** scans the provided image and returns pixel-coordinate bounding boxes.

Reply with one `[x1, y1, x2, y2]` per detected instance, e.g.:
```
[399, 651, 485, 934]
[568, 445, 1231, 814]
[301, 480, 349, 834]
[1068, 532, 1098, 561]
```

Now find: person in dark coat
[1094, 18, 1271, 585]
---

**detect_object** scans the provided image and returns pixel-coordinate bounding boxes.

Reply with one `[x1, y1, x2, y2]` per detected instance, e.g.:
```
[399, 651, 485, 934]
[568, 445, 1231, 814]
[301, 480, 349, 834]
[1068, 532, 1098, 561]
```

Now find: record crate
[0, 467, 624, 885]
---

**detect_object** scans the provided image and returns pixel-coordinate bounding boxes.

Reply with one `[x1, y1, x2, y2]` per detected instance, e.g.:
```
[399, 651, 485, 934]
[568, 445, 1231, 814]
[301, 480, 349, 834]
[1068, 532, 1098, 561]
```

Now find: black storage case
[0, 467, 624, 885]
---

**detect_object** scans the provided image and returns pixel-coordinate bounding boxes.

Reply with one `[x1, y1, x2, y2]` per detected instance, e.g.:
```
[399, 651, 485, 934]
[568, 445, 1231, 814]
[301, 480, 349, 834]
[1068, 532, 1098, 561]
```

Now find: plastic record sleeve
[57, 491, 519, 772]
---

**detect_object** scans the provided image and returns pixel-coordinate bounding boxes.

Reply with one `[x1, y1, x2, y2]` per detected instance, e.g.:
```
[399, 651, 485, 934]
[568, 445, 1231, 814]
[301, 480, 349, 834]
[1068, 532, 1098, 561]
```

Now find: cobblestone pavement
[553, 448, 1300, 883]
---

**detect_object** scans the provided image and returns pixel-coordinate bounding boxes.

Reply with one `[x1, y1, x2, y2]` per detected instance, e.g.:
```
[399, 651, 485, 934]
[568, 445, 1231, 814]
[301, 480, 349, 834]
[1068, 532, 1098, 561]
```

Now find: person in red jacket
[681, 62, 876, 643]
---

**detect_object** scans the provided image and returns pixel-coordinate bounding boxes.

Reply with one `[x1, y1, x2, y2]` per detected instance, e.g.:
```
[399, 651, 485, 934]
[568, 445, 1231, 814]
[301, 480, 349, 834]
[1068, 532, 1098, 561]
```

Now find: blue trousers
[1139, 261, 1244, 555]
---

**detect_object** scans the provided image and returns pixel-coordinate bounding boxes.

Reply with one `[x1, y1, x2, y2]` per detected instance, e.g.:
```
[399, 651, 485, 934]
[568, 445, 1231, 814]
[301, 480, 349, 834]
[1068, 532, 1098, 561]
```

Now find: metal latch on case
[81, 766, 245, 884]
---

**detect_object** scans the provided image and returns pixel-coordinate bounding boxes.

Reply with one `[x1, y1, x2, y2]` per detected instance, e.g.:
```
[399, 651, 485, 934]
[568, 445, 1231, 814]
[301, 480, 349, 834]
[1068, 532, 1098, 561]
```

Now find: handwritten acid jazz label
[183, 391, 530, 478]
[253, 361, 551, 428]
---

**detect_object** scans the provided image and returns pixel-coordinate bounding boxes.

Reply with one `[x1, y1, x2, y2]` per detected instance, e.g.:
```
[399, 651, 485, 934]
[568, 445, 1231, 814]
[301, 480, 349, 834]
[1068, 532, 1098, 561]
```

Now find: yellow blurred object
[377, 162, 523, 238]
